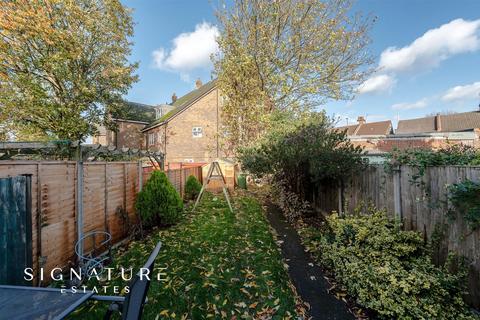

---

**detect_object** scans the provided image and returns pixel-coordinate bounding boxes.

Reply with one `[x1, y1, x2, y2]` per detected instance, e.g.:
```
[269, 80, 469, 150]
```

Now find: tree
[214, 0, 374, 152]
[239, 111, 365, 199]
[0, 0, 137, 141]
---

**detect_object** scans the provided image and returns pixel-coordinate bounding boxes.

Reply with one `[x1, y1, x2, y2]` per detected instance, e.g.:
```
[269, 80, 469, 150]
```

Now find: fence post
[137, 161, 143, 192]
[393, 165, 402, 220]
[36, 163, 43, 286]
[337, 181, 343, 215]
[180, 163, 184, 197]
[104, 163, 109, 234]
[75, 161, 84, 261]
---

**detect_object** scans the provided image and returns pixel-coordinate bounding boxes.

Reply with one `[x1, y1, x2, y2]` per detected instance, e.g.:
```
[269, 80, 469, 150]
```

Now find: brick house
[336, 116, 394, 152]
[93, 79, 223, 164]
[93, 101, 157, 149]
[335, 111, 480, 154]
[141, 79, 222, 163]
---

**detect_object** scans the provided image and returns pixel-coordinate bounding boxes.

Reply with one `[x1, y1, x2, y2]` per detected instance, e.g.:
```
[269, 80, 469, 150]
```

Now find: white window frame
[192, 127, 203, 138]
[148, 132, 156, 146]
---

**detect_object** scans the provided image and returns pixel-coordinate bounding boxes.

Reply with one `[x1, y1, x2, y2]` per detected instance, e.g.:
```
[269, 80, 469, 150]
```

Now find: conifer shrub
[135, 170, 183, 226]
[184, 175, 202, 201]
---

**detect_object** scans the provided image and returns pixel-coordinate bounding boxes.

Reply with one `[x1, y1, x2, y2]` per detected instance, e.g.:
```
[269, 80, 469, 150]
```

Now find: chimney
[195, 78, 203, 89]
[171, 93, 177, 103]
[357, 116, 366, 125]
[435, 113, 442, 131]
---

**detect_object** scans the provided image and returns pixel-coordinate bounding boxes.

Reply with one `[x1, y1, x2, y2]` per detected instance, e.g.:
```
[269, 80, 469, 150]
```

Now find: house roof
[396, 111, 480, 134]
[111, 101, 156, 123]
[336, 120, 393, 136]
[143, 79, 217, 131]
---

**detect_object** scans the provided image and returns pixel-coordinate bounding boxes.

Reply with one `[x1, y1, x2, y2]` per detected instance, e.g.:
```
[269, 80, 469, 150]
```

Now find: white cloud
[379, 19, 480, 73]
[391, 98, 429, 110]
[152, 22, 219, 72]
[366, 114, 388, 122]
[357, 74, 396, 94]
[442, 81, 480, 102]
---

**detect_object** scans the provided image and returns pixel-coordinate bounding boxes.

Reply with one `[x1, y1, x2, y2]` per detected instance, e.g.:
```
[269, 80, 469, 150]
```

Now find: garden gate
[0, 175, 33, 285]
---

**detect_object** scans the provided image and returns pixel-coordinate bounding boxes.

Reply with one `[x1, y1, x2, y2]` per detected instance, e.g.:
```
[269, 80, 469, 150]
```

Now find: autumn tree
[214, 0, 374, 151]
[0, 0, 137, 141]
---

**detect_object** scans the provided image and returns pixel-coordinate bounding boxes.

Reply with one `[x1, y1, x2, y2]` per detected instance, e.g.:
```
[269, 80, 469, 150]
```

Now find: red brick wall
[146, 88, 224, 163]
[350, 135, 480, 152]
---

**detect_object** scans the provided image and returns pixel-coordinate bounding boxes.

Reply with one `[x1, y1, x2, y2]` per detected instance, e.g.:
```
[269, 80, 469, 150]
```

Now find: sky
[121, 0, 480, 129]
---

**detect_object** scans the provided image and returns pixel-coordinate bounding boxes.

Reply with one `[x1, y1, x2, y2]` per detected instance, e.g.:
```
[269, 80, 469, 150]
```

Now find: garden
[68, 173, 304, 319]
[239, 115, 480, 319]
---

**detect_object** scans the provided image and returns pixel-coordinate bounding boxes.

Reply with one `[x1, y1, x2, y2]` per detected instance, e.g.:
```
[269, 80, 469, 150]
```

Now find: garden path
[266, 202, 354, 320]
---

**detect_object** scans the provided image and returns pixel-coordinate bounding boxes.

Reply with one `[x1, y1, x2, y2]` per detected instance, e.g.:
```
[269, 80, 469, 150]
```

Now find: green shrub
[301, 211, 475, 319]
[184, 175, 202, 200]
[135, 170, 183, 226]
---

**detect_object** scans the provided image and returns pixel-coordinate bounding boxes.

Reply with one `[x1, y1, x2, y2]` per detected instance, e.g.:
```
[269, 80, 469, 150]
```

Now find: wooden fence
[0, 161, 202, 285]
[314, 165, 480, 308]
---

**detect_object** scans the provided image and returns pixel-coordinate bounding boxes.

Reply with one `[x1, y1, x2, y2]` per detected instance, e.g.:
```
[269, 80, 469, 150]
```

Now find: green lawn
[70, 193, 299, 319]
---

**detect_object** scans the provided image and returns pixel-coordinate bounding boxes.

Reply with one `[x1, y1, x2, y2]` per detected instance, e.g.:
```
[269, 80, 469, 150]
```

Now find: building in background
[335, 110, 480, 159]
[142, 79, 222, 163]
[93, 79, 223, 164]
[93, 101, 156, 149]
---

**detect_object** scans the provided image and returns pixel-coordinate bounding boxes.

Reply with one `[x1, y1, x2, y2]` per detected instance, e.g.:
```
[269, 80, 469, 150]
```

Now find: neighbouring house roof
[396, 111, 480, 134]
[336, 120, 393, 136]
[111, 101, 156, 123]
[143, 79, 217, 131]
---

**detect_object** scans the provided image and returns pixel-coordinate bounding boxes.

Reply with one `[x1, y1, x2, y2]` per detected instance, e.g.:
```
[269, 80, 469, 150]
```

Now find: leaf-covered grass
[70, 193, 298, 319]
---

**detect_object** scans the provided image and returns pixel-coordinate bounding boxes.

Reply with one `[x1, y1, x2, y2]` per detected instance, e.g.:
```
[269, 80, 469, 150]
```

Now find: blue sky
[122, 0, 480, 129]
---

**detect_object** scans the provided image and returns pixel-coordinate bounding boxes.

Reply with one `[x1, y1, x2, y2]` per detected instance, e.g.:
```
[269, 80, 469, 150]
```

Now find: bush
[239, 112, 366, 201]
[135, 170, 183, 226]
[301, 211, 475, 319]
[184, 175, 202, 200]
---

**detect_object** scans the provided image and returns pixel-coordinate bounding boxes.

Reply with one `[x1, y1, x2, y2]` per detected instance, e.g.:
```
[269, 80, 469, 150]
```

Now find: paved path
[266, 202, 354, 320]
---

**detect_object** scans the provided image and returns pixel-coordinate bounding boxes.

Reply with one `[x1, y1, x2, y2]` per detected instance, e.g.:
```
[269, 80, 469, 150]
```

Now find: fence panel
[0, 161, 205, 284]
[314, 165, 480, 308]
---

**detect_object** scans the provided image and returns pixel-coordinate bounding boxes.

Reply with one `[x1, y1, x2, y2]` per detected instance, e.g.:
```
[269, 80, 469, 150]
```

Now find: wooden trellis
[0, 141, 164, 168]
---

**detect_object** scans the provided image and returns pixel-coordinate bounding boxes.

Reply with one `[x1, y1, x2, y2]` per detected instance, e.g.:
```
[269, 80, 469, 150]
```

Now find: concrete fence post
[137, 161, 143, 192]
[337, 183, 343, 215]
[75, 161, 84, 260]
[393, 165, 402, 220]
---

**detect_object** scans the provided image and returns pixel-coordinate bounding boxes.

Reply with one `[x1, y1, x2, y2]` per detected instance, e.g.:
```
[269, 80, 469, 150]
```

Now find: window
[148, 133, 156, 146]
[192, 127, 202, 138]
[184, 159, 194, 163]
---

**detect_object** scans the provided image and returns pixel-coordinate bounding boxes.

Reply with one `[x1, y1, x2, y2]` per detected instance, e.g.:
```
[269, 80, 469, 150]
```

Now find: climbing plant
[448, 179, 480, 231]
[386, 145, 480, 181]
